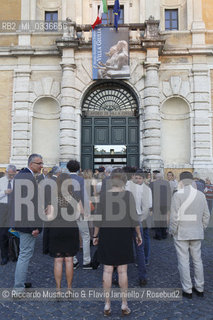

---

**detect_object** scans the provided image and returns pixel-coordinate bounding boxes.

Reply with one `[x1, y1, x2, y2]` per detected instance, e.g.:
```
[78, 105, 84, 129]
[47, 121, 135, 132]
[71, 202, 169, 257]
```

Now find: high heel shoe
[104, 304, 111, 316]
[121, 306, 131, 316]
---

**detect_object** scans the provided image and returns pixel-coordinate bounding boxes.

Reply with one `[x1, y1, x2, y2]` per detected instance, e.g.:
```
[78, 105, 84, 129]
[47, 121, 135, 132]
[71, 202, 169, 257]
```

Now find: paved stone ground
[0, 216, 213, 320]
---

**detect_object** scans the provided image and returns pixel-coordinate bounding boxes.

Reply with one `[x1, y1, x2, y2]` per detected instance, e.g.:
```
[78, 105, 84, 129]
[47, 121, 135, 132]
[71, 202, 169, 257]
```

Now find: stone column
[75, 0, 83, 25]
[187, 0, 193, 30]
[140, 0, 145, 23]
[30, 0, 36, 20]
[141, 18, 164, 171]
[143, 55, 162, 171]
[57, 20, 79, 163]
[145, 0, 160, 20]
[60, 50, 78, 162]
[192, 57, 213, 176]
[11, 63, 31, 167]
[19, 0, 31, 46]
[61, 0, 67, 21]
[191, 0, 205, 46]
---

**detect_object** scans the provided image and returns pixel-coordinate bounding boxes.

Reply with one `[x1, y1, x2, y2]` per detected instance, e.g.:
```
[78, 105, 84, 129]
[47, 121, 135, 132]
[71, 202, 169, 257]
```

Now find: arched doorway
[81, 82, 139, 170]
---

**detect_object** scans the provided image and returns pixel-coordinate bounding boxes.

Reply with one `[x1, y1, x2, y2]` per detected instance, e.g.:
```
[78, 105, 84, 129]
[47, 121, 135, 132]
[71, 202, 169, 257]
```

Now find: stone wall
[0, 71, 13, 165]
[202, 0, 213, 30]
[0, 0, 21, 21]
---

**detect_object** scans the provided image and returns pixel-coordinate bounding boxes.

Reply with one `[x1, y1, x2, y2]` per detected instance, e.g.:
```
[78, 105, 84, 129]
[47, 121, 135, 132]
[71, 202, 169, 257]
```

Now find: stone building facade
[0, 0, 213, 178]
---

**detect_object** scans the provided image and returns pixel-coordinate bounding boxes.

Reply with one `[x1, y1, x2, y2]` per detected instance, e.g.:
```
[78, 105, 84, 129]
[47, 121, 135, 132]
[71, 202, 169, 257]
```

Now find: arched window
[82, 82, 138, 116]
[161, 97, 190, 165]
[32, 97, 60, 165]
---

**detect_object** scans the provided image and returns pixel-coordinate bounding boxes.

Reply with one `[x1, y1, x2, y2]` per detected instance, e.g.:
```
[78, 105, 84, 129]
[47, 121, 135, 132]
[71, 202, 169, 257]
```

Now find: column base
[142, 157, 164, 172]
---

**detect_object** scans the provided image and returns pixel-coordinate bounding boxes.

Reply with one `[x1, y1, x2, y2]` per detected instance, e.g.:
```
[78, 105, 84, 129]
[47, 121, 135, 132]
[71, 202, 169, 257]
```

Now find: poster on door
[92, 27, 130, 80]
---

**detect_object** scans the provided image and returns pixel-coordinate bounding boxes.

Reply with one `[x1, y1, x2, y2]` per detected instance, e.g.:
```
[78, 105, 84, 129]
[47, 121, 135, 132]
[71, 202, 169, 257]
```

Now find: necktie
[7, 180, 12, 203]
[8, 180, 12, 190]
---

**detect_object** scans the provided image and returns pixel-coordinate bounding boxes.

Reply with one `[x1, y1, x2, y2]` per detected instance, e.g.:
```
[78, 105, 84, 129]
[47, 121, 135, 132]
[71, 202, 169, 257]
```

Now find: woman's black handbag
[91, 249, 100, 269]
[8, 235, 20, 261]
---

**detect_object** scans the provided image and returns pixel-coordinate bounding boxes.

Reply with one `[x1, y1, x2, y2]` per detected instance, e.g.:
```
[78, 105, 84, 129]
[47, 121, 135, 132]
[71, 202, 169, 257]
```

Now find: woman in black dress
[93, 168, 142, 316]
[46, 173, 80, 290]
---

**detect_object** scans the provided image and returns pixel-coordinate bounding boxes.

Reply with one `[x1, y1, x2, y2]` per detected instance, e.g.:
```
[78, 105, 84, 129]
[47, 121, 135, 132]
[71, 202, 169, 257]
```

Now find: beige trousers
[174, 239, 204, 293]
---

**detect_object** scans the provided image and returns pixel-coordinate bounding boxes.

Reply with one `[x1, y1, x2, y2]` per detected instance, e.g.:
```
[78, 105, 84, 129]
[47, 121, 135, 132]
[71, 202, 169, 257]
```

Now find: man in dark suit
[150, 173, 171, 240]
[36, 167, 49, 183]
[0, 164, 16, 265]
[67, 160, 92, 269]
[11, 154, 43, 292]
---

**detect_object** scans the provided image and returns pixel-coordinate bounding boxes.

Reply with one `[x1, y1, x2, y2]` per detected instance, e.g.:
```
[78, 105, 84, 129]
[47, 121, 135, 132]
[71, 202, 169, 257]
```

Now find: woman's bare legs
[54, 257, 63, 289]
[65, 256, 74, 289]
[117, 264, 130, 313]
[103, 265, 114, 312]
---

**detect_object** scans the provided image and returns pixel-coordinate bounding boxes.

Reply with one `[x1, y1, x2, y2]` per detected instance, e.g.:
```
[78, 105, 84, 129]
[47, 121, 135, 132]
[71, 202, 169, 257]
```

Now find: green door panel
[81, 116, 139, 170]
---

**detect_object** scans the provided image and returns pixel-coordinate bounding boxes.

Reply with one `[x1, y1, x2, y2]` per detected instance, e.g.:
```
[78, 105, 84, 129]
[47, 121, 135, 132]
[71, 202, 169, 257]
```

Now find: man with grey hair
[36, 167, 49, 183]
[169, 171, 210, 298]
[10, 154, 43, 291]
[0, 164, 16, 265]
[49, 166, 62, 181]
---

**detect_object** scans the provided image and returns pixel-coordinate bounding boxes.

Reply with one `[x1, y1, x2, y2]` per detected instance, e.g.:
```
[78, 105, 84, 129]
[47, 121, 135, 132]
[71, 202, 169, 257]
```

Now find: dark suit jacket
[37, 174, 45, 183]
[150, 179, 171, 227]
[100, 176, 111, 195]
[10, 168, 42, 234]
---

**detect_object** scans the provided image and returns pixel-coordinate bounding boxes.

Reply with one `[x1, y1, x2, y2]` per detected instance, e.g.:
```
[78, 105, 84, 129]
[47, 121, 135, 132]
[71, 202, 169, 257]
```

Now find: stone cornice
[14, 69, 31, 76]
[141, 39, 165, 53]
[56, 38, 79, 54]
[162, 48, 213, 56]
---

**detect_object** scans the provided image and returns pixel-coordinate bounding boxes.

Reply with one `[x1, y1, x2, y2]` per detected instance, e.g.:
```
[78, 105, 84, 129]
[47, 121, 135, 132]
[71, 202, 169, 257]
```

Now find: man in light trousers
[11, 154, 43, 292]
[169, 171, 210, 298]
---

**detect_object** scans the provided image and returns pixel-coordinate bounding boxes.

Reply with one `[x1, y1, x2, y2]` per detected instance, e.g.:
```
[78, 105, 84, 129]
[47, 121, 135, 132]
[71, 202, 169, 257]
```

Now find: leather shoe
[24, 282, 32, 289]
[192, 287, 204, 297]
[139, 279, 147, 287]
[0, 258, 8, 265]
[182, 291, 192, 299]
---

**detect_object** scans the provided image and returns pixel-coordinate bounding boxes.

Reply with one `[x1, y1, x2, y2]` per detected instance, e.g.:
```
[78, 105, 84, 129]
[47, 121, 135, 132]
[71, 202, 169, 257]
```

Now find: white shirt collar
[27, 167, 35, 176]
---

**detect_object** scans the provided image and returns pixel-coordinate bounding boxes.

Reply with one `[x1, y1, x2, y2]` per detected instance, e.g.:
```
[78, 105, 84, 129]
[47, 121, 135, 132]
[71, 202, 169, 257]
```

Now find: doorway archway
[81, 82, 139, 170]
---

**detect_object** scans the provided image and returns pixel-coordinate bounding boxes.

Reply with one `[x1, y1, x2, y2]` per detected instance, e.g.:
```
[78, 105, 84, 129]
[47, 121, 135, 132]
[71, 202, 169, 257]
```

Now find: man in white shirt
[134, 170, 152, 265]
[0, 164, 16, 265]
[125, 170, 150, 286]
[167, 171, 178, 195]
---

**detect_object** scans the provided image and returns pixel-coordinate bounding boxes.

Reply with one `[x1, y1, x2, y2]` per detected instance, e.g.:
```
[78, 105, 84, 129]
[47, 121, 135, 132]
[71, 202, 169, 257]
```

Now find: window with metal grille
[99, 5, 124, 25]
[82, 83, 138, 116]
[165, 9, 178, 30]
[45, 11, 58, 31]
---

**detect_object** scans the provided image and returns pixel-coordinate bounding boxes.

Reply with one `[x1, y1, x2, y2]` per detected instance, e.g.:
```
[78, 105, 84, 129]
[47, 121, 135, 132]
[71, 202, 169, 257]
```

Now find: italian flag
[92, 0, 108, 29]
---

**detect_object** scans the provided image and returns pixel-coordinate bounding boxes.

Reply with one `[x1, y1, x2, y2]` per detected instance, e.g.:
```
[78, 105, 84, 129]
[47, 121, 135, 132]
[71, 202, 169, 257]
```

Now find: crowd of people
[0, 154, 211, 315]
